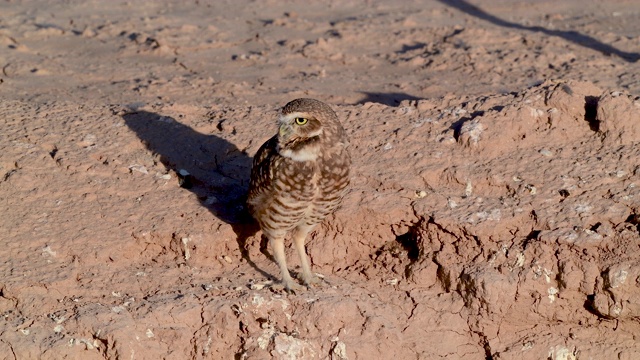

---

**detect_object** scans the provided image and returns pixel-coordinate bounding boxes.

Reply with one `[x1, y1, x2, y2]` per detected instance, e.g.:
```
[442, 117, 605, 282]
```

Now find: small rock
[250, 280, 273, 290]
[79, 134, 97, 148]
[42, 245, 57, 257]
[539, 148, 553, 157]
[458, 119, 484, 147]
[465, 182, 473, 197]
[128, 164, 148, 174]
[81, 27, 96, 37]
[182, 237, 190, 260]
[178, 169, 192, 188]
[331, 340, 349, 360]
[204, 196, 218, 205]
[525, 184, 537, 195]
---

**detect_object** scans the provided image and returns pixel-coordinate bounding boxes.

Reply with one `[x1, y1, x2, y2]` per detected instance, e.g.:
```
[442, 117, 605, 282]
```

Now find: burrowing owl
[247, 98, 350, 292]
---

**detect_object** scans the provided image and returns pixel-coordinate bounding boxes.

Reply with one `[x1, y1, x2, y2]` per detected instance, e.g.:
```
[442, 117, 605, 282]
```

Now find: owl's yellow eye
[294, 117, 308, 125]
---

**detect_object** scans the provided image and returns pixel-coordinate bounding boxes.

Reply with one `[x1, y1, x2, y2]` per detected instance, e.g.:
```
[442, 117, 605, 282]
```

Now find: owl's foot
[272, 279, 306, 294]
[302, 273, 324, 288]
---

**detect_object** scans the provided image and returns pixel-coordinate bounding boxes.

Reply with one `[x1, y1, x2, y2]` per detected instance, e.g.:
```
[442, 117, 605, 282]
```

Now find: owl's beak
[279, 123, 291, 139]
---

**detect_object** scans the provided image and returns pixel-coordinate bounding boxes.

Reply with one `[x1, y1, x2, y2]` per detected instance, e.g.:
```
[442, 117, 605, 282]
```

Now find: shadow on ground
[122, 110, 270, 277]
[357, 92, 423, 106]
[438, 0, 640, 63]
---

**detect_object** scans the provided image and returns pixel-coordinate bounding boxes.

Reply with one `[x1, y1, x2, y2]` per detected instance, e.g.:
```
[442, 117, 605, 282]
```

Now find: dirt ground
[1, 0, 640, 359]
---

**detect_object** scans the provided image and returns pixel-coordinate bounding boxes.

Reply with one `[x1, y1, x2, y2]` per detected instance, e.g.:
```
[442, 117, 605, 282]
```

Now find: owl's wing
[252, 135, 278, 170]
[247, 135, 279, 214]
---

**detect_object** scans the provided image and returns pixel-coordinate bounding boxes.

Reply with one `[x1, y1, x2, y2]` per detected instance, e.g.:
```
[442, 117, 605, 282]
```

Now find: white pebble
[539, 149, 553, 157]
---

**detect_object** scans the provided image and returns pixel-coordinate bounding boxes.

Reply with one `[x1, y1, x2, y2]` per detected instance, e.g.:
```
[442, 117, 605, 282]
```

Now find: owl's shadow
[122, 110, 272, 278]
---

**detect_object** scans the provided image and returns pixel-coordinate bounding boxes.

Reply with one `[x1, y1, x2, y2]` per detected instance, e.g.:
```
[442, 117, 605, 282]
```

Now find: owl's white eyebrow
[279, 112, 309, 123]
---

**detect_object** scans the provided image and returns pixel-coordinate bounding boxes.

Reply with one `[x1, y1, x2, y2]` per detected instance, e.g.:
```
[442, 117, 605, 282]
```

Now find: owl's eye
[294, 117, 308, 125]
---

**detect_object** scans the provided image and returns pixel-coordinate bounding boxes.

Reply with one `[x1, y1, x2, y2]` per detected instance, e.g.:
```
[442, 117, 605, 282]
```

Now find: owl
[247, 98, 351, 292]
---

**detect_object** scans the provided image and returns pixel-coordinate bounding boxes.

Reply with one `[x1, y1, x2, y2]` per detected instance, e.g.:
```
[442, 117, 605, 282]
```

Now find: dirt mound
[2, 79, 639, 359]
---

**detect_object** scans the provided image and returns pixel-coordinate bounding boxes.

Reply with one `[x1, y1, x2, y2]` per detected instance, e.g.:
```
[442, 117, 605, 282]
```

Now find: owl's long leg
[270, 236, 305, 293]
[292, 226, 322, 287]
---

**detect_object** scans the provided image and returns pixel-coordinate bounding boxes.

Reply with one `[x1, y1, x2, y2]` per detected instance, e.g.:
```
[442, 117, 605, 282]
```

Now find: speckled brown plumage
[247, 98, 350, 292]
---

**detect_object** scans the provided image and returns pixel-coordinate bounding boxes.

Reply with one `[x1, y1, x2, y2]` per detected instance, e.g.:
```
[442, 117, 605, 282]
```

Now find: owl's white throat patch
[279, 146, 320, 162]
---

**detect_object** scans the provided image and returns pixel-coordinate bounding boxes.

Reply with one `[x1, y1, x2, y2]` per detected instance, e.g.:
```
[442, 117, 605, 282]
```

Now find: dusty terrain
[1, 0, 640, 359]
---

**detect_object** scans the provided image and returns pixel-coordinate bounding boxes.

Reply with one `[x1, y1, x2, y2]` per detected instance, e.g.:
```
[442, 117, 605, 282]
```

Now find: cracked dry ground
[1, 80, 640, 359]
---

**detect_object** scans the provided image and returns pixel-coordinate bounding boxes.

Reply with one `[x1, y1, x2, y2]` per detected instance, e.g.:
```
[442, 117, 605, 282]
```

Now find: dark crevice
[558, 189, 570, 201]
[443, 27, 465, 42]
[522, 230, 541, 249]
[483, 341, 494, 360]
[435, 262, 453, 293]
[466, 322, 495, 360]
[395, 232, 420, 261]
[2, 170, 17, 182]
[450, 110, 485, 140]
[92, 333, 109, 358]
[216, 119, 226, 132]
[583, 294, 601, 317]
[625, 213, 640, 234]
[584, 95, 600, 132]
[396, 42, 427, 54]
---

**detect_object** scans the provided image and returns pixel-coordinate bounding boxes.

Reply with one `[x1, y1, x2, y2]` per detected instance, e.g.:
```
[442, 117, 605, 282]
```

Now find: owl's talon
[271, 280, 306, 294]
[302, 275, 324, 288]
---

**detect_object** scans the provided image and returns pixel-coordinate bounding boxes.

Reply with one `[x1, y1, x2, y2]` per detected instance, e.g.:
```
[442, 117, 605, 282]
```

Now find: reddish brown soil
[1, 1, 639, 359]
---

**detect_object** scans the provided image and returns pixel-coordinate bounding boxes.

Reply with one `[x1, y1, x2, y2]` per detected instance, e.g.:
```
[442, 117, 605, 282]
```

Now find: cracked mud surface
[1, 1, 639, 359]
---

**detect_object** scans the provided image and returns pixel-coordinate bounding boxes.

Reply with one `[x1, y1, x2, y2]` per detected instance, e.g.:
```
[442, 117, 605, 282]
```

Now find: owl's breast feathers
[247, 135, 350, 228]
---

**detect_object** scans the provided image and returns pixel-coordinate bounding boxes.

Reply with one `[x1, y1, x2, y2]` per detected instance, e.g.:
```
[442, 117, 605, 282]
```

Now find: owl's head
[276, 98, 340, 162]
